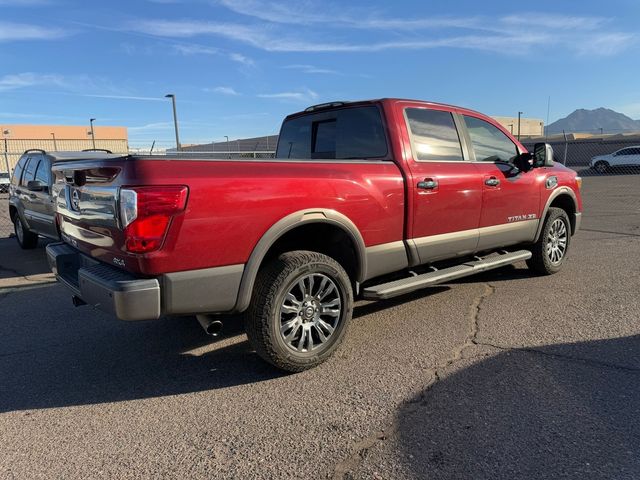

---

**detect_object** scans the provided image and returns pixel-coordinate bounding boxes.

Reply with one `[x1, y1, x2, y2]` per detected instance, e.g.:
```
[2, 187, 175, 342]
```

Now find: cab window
[20, 157, 39, 187]
[276, 106, 388, 160]
[463, 116, 518, 163]
[34, 158, 51, 185]
[11, 156, 28, 185]
[405, 108, 464, 162]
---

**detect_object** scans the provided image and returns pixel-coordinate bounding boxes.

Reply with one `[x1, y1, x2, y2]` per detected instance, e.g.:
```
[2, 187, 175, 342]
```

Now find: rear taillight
[119, 186, 188, 254]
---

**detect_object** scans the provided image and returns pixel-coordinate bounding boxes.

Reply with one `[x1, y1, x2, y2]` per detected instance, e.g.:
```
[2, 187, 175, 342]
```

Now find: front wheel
[245, 250, 353, 372]
[527, 207, 571, 275]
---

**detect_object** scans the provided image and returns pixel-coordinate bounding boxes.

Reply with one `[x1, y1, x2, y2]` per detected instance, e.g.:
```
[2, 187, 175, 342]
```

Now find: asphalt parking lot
[1, 171, 639, 479]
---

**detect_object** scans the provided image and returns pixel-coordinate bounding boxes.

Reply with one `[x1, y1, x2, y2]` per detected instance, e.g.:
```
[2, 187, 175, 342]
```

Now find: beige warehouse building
[1, 125, 128, 173]
[492, 116, 545, 138]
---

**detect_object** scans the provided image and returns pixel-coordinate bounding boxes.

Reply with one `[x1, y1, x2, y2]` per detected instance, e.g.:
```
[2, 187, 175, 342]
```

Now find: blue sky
[1, 0, 639, 148]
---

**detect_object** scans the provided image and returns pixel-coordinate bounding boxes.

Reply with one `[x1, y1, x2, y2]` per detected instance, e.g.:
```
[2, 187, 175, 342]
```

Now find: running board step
[362, 250, 532, 300]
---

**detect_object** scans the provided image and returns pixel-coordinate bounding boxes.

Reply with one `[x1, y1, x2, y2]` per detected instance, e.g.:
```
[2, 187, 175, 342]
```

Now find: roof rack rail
[82, 148, 113, 153]
[24, 148, 46, 154]
[304, 101, 348, 112]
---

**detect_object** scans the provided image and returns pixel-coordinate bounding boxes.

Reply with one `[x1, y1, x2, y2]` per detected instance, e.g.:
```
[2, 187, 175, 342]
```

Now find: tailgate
[53, 156, 133, 269]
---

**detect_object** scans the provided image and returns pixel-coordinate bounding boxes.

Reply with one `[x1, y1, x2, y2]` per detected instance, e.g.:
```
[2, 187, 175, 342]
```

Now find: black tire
[14, 215, 38, 249]
[245, 250, 353, 372]
[526, 207, 571, 275]
[593, 161, 609, 174]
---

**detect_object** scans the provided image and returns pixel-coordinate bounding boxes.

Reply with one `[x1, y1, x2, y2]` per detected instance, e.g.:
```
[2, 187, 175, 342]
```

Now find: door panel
[474, 162, 540, 235]
[403, 107, 483, 264]
[461, 114, 541, 249]
[29, 157, 57, 237]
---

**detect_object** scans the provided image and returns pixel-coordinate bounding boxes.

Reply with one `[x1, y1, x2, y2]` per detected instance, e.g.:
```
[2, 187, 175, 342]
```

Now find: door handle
[417, 178, 438, 190]
[485, 177, 500, 187]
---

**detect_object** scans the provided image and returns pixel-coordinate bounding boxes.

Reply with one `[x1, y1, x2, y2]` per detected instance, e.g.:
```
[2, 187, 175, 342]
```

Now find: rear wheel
[14, 216, 38, 249]
[527, 207, 570, 275]
[593, 161, 609, 174]
[245, 250, 353, 372]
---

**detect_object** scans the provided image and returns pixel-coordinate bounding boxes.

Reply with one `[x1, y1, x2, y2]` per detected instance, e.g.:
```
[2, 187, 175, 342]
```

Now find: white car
[0, 172, 10, 193]
[590, 146, 640, 173]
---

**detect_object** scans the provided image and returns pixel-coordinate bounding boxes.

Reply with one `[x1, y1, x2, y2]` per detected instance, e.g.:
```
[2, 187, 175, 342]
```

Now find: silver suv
[8, 149, 116, 249]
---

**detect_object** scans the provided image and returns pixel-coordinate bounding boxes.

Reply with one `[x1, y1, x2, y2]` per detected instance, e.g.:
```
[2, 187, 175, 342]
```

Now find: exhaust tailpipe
[196, 315, 223, 337]
[72, 296, 87, 307]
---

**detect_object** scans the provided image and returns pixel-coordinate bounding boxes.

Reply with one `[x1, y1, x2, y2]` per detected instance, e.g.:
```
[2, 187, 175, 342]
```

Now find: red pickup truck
[47, 99, 582, 371]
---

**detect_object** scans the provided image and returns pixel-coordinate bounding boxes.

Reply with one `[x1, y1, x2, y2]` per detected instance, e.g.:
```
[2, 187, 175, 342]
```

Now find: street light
[165, 94, 181, 152]
[517, 111, 523, 141]
[50, 132, 57, 151]
[2, 128, 10, 175]
[89, 118, 96, 149]
[508, 124, 514, 134]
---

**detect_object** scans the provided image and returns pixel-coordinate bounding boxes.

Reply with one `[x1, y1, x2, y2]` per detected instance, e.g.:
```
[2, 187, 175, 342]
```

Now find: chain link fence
[2, 132, 639, 241]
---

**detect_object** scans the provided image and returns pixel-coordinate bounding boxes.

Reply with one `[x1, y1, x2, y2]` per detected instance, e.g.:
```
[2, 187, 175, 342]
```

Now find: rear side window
[11, 156, 28, 185]
[463, 115, 518, 162]
[276, 106, 388, 160]
[21, 157, 38, 187]
[34, 158, 51, 185]
[405, 108, 464, 161]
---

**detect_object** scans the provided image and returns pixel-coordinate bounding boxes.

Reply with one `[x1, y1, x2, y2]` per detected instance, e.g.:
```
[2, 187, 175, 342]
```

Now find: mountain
[546, 108, 640, 134]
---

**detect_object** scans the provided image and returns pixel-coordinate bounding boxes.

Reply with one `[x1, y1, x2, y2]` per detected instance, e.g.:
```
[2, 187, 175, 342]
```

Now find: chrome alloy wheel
[546, 218, 568, 264]
[279, 273, 342, 353]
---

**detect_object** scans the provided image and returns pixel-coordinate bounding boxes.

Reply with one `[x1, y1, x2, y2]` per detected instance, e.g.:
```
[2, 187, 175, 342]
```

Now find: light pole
[517, 111, 523, 141]
[2, 129, 10, 175]
[165, 94, 181, 152]
[50, 132, 57, 151]
[508, 124, 514, 134]
[89, 118, 96, 149]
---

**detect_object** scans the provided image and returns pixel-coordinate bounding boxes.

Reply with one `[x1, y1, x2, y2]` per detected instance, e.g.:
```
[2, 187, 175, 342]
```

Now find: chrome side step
[362, 250, 532, 300]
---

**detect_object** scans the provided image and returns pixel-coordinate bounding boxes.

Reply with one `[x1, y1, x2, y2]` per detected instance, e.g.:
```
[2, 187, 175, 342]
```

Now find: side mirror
[533, 143, 555, 167]
[27, 180, 47, 192]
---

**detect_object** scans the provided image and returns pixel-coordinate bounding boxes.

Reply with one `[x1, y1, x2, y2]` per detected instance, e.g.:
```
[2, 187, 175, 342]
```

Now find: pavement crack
[332, 283, 496, 479]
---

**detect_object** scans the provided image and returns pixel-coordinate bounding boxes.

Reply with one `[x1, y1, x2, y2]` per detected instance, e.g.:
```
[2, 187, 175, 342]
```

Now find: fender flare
[232, 209, 367, 313]
[534, 187, 578, 242]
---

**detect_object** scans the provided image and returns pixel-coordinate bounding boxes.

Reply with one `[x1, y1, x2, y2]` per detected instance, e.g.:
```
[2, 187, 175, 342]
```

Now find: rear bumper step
[46, 242, 161, 321]
[362, 250, 532, 300]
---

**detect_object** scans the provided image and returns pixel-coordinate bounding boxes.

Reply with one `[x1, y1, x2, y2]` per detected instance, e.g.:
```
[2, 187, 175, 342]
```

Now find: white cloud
[284, 64, 339, 75]
[79, 93, 165, 102]
[229, 52, 254, 66]
[172, 43, 220, 55]
[130, 11, 636, 56]
[206, 86, 240, 95]
[0, 21, 68, 41]
[0, 72, 67, 91]
[258, 89, 318, 102]
[0, 0, 51, 5]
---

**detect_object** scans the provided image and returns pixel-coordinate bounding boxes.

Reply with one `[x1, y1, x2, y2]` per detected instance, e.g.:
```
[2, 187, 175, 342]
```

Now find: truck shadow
[0, 283, 454, 413]
[392, 334, 640, 479]
[0, 284, 285, 413]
